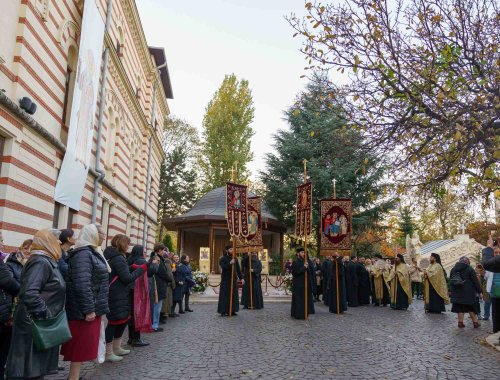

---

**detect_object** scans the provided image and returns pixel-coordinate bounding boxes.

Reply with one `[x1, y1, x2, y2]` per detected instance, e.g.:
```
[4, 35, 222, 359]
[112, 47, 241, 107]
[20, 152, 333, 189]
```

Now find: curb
[485, 332, 500, 352]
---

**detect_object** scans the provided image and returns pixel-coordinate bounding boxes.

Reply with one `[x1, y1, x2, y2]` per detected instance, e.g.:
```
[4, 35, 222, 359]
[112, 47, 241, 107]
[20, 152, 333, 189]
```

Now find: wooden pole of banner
[229, 162, 238, 318]
[333, 178, 340, 315]
[249, 252, 253, 309]
[303, 159, 308, 320]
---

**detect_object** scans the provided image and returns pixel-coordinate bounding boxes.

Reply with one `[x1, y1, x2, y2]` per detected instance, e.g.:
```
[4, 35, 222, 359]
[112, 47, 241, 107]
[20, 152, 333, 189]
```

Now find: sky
[137, 0, 309, 178]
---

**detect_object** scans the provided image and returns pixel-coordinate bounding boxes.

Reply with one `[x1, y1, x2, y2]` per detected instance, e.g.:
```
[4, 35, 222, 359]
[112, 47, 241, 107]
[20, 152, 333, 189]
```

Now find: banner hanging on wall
[319, 198, 352, 256]
[54, 0, 105, 210]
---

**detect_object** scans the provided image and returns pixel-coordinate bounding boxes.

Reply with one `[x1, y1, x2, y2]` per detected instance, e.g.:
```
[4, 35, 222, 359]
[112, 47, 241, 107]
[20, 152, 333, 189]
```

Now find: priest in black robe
[345, 256, 359, 307]
[241, 252, 264, 310]
[328, 254, 347, 314]
[357, 257, 371, 305]
[321, 256, 332, 306]
[291, 247, 315, 319]
[217, 245, 243, 316]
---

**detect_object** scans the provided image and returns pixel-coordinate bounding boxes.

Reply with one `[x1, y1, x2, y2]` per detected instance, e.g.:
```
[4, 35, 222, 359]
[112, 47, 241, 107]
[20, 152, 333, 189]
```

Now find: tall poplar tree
[200, 74, 254, 191]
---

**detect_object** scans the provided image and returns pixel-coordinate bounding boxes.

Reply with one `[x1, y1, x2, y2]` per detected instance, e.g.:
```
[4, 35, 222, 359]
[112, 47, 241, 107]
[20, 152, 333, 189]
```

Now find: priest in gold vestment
[388, 254, 412, 310]
[424, 253, 450, 313]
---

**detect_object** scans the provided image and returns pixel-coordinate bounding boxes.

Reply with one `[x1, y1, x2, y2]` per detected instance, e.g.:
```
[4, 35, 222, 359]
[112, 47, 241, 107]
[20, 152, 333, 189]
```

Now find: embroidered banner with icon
[235, 197, 263, 253]
[226, 182, 249, 237]
[295, 182, 312, 237]
[319, 198, 352, 256]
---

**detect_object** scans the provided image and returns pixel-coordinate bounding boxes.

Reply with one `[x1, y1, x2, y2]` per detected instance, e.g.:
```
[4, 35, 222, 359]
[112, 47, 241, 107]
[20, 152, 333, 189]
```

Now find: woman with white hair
[61, 224, 110, 380]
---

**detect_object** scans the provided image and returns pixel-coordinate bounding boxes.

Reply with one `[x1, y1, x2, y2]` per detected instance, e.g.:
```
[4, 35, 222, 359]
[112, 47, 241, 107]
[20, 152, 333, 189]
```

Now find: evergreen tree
[261, 81, 395, 249]
[200, 74, 254, 190]
[398, 207, 415, 246]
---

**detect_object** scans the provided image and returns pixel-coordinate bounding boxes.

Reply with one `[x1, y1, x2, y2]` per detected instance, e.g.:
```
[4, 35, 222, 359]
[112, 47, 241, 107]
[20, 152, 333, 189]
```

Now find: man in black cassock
[328, 254, 347, 314]
[321, 256, 332, 306]
[291, 247, 315, 319]
[217, 244, 243, 316]
[345, 256, 359, 307]
[241, 252, 264, 310]
[357, 257, 371, 305]
[308, 257, 317, 308]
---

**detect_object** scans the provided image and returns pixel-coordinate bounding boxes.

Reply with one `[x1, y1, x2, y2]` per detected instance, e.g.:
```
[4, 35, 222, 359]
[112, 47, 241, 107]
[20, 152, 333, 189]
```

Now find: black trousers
[184, 293, 190, 310]
[128, 289, 140, 341]
[0, 327, 12, 380]
[492, 298, 500, 333]
[105, 322, 127, 344]
[411, 282, 422, 298]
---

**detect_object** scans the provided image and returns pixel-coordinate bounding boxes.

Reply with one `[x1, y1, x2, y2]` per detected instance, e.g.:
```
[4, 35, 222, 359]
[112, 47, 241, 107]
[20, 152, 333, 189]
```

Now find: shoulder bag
[31, 309, 72, 351]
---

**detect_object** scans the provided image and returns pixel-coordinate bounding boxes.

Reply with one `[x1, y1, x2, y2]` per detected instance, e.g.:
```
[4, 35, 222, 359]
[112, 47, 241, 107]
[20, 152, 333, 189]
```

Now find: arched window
[116, 26, 124, 58]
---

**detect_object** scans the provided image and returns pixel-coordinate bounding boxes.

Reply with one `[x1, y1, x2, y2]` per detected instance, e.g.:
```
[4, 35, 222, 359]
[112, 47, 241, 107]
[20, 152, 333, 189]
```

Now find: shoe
[131, 339, 149, 347]
[458, 322, 465, 328]
[482, 318, 489, 321]
[159, 320, 167, 325]
[58, 366, 64, 371]
[105, 353, 123, 362]
[114, 346, 130, 356]
[153, 327, 164, 332]
[473, 322, 481, 328]
[185, 308, 194, 312]
[179, 311, 185, 314]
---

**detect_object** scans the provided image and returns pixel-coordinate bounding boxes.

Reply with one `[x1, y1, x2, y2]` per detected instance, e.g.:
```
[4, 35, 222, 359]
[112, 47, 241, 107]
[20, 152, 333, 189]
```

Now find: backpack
[450, 271, 465, 287]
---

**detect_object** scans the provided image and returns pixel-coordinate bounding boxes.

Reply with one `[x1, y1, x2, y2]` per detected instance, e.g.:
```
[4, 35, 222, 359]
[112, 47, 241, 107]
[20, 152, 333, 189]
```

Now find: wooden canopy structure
[163, 187, 286, 274]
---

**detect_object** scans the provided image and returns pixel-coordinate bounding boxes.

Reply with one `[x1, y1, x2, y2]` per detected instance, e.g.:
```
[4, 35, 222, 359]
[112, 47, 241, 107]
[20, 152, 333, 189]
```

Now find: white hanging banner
[54, 0, 105, 210]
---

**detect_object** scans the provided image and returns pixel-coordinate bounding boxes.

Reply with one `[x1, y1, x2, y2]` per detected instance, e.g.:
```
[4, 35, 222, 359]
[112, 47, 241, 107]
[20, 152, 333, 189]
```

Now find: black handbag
[31, 309, 72, 351]
[450, 271, 465, 287]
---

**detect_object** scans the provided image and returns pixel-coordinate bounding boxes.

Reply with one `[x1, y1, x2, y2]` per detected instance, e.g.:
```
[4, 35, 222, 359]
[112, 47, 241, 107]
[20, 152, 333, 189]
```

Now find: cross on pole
[333, 178, 337, 199]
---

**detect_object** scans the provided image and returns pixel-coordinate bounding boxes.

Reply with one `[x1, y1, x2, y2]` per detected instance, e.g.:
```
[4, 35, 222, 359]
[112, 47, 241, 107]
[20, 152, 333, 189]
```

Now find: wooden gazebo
[163, 187, 286, 273]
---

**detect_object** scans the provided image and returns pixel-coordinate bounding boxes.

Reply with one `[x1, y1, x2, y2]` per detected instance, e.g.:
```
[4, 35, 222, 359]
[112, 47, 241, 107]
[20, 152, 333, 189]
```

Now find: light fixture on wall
[19, 97, 37, 115]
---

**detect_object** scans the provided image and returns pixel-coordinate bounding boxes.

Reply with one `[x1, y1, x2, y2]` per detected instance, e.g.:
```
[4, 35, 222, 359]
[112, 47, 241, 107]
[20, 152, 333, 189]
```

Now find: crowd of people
[286, 241, 500, 336]
[0, 226, 194, 380]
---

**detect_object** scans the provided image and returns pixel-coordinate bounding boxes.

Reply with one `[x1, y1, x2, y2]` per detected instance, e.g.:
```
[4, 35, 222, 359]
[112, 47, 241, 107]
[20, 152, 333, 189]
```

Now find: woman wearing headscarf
[104, 235, 146, 361]
[424, 253, 449, 313]
[387, 254, 412, 310]
[5, 229, 65, 379]
[127, 245, 158, 346]
[450, 256, 482, 328]
[61, 224, 110, 380]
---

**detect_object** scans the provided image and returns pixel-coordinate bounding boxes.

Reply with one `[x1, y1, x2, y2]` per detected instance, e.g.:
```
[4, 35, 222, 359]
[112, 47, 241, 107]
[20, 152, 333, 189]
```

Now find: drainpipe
[91, 0, 113, 223]
[142, 62, 167, 249]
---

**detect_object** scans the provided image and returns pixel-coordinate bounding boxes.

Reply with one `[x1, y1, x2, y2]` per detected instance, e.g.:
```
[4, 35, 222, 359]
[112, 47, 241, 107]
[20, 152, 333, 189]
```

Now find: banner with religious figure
[199, 247, 210, 274]
[226, 182, 249, 237]
[295, 182, 312, 237]
[319, 198, 352, 256]
[235, 197, 263, 253]
[54, 0, 105, 210]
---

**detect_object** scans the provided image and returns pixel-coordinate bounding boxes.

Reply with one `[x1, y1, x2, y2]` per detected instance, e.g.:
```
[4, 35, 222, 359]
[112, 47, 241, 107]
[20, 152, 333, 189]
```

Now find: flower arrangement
[282, 272, 293, 293]
[192, 271, 208, 294]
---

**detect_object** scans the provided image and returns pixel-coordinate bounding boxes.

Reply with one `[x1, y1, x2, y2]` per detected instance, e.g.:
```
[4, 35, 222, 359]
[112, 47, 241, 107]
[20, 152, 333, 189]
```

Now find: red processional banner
[295, 182, 312, 237]
[226, 182, 249, 237]
[235, 197, 263, 253]
[319, 198, 352, 256]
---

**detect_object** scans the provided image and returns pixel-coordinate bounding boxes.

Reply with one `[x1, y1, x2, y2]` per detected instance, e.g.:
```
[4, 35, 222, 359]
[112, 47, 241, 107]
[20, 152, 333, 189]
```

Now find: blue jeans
[484, 299, 491, 319]
[152, 299, 164, 329]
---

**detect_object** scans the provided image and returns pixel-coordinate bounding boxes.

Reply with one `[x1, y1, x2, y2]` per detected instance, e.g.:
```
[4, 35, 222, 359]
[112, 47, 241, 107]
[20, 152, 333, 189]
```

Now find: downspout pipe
[91, 0, 113, 223]
[142, 62, 167, 248]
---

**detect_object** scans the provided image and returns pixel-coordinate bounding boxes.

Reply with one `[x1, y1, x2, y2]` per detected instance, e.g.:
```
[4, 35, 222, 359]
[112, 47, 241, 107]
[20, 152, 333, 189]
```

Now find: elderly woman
[450, 256, 482, 328]
[61, 224, 109, 380]
[5, 229, 65, 379]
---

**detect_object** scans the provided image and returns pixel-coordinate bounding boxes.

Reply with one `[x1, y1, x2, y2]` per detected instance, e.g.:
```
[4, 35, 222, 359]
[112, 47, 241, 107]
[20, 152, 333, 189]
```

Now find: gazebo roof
[163, 186, 285, 231]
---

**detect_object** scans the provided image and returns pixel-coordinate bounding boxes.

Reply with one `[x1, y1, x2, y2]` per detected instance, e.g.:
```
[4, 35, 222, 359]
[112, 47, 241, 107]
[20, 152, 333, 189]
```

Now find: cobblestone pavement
[48, 300, 500, 380]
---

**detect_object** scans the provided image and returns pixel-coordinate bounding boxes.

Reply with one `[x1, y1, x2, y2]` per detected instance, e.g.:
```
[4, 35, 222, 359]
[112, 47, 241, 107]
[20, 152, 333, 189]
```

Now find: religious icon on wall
[200, 247, 210, 261]
[319, 198, 352, 256]
[295, 182, 312, 237]
[259, 249, 268, 262]
[226, 182, 249, 237]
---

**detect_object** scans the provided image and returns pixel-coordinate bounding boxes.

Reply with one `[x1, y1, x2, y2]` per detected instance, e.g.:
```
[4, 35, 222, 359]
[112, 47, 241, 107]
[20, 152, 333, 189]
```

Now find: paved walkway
[48, 300, 500, 380]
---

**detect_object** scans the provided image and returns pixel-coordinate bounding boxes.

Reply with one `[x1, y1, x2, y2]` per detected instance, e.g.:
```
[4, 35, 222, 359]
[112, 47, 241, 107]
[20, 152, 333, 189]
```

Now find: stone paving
[47, 300, 500, 380]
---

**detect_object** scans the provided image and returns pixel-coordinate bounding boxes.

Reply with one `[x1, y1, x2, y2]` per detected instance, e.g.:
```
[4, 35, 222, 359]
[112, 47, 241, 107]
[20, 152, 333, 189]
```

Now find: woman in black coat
[61, 224, 110, 380]
[172, 254, 186, 314]
[5, 229, 65, 380]
[104, 235, 145, 361]
[127, 245, 158, 346]
[450, 256, 482, 328]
